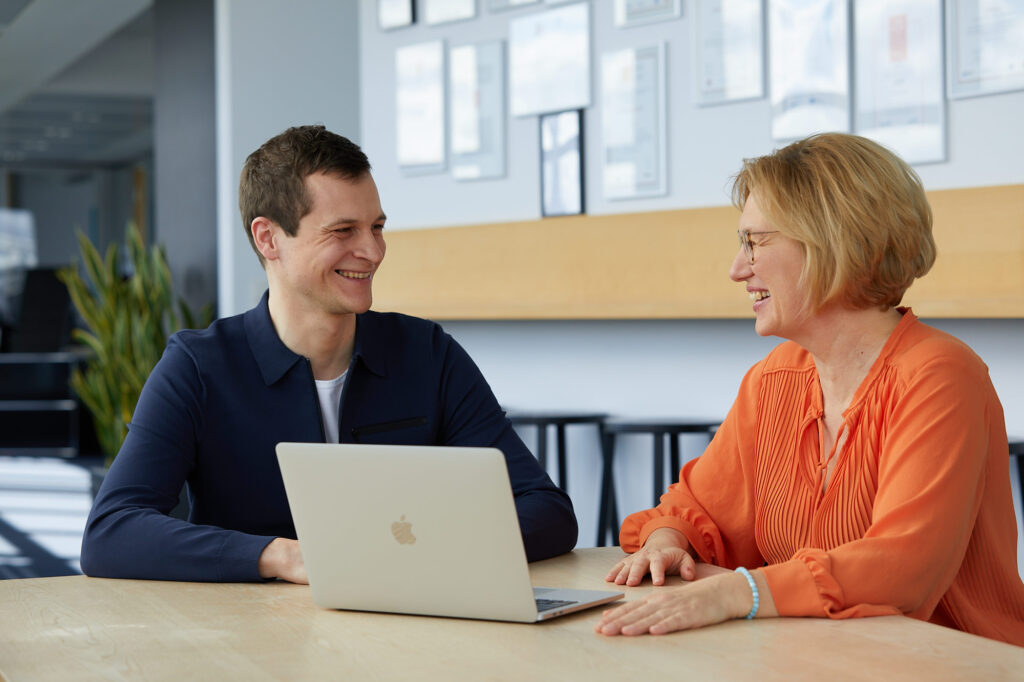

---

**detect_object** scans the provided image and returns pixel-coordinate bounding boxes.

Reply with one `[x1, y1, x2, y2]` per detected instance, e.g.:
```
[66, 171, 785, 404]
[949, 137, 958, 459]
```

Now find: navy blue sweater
[80, 294, 577, 581]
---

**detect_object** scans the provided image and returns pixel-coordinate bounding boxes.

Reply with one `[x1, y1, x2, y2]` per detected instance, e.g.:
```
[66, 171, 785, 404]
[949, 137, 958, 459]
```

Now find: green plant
[58, 224, 212, 466]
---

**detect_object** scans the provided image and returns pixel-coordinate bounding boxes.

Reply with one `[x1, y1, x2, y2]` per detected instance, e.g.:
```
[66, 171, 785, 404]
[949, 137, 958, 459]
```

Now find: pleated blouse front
[619, 310, 1024, 645]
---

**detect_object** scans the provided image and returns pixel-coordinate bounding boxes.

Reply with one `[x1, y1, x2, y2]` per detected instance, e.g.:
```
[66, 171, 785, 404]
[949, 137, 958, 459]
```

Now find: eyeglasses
[737, 229, 779, 265]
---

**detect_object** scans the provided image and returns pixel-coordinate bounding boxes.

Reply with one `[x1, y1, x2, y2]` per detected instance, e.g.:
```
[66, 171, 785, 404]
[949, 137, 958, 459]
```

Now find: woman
[596, 133, 1024, 645]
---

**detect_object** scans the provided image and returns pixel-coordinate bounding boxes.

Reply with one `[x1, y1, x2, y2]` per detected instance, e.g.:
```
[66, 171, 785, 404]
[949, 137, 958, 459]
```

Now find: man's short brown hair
[239, 125, 371, 263]
[732, 133, 936, 312]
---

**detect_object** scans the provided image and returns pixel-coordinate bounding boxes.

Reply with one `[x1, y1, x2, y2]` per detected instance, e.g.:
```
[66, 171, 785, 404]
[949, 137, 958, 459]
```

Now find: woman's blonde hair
[732, 133, 936, 312]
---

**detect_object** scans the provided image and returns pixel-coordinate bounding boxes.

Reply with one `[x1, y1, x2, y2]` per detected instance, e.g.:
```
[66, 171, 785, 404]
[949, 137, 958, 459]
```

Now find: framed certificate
[540, 110, 585, 217]
[854, 0, 946, 164]
[768, 0, 851, 140]
[947, 0, 1024, 99]
[423, 0, 476, 25]
[614, 0, 682, 28]
[395, 41, 446, 173]
[450, 41, 507, 181]
[695, 0, 765, 105]
[600, 44, 667, 200]
[378, 0, 414, 30]
[489, 0, 540, 8]
[509, 3, 591, 116]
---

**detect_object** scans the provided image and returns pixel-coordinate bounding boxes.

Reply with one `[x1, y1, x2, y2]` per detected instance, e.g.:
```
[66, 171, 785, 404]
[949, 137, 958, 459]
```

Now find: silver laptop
[276, 442, 623, 622]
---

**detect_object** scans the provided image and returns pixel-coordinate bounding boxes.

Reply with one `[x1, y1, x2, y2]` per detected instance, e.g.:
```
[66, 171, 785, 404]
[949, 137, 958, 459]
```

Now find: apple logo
[391, 515, 416, 545]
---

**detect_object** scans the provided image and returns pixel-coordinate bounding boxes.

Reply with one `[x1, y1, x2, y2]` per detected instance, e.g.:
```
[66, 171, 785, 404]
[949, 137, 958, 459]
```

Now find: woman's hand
[605, 527, 697, 586]
[595, 571, 751, 636]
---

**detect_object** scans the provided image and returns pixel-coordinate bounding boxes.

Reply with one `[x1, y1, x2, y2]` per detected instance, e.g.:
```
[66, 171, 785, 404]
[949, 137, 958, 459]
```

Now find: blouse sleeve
[619, 360, 766, 570]
[761, 346, 998, 620]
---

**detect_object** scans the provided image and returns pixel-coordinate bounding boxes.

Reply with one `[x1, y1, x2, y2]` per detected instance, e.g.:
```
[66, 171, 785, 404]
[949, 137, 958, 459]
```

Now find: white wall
[359, 0, 1024, 230]
[351, 0, 1024, 566]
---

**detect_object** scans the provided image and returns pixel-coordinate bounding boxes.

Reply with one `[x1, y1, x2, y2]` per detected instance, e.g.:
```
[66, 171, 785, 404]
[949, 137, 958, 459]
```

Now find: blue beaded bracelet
[735, 567, 759, 620]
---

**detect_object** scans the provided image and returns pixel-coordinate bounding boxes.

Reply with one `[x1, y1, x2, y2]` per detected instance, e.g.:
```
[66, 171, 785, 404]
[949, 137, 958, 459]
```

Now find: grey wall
[154, 0, 217, 316]
[15, 165, 141, 266]
[214, 0, 361, 317]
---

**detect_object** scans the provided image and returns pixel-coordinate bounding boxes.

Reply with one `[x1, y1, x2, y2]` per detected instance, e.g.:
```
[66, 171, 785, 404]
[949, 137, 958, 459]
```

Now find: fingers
[605, 548, 688, 586]
[594, 600, 647, 635]
[594, 574, 739, 637]
[678, 552, 697, 581]
[604, 560, 627, 582]
[594, 597, 687, 636]
[649, 554, 667, 586]
[606, 556, 652, 586]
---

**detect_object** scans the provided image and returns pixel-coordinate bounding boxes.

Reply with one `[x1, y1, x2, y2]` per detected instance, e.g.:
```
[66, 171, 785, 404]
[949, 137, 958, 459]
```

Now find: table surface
[2, 547, 1022, 681]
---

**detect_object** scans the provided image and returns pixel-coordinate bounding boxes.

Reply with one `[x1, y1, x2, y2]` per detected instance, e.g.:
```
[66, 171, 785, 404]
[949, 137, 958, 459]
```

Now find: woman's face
[729, 193, 811, 339]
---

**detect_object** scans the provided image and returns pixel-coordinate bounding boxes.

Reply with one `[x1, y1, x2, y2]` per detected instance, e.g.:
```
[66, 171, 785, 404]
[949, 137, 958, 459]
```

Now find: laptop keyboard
[536, 598, 578, 612]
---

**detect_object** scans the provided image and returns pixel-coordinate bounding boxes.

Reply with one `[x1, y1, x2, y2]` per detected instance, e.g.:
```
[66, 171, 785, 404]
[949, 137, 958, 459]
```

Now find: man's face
[272, 171, 386, 317]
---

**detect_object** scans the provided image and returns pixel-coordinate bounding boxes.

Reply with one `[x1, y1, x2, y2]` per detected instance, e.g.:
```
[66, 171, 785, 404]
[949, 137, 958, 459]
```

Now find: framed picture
[694, 0, 765, 105]
[378, 0, 414, 30]
[540, 110, 584, 217]
[489, 0, 540, 9]
[768, 0, 850, 140]
[423, 0, 476, 25]
[450, 41, 507, 181]
[600, 43, 668, 200]
[947, 0, 1024, 99]
[395, 41, 447, 174]
[614, 0, 682, 28]
[509, 2, 591, 116]
[854, 0, 946, 164]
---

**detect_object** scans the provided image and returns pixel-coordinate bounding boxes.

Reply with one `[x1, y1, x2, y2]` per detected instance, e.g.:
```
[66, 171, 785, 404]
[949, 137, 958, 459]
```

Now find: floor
[0, 455, 99, 579]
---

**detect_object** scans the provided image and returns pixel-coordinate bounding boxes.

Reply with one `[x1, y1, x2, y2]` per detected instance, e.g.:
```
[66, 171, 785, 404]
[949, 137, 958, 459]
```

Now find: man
[80, 125, 577, 582]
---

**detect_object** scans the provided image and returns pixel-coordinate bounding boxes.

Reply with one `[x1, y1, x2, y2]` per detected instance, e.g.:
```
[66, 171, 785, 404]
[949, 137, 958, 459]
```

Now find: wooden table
[2, 548, 1021, 681]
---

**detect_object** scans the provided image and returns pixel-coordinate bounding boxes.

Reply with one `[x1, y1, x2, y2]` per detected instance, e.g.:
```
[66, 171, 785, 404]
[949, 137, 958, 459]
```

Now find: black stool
[504, 410, 607, 493]
[597, 418, 720, 547]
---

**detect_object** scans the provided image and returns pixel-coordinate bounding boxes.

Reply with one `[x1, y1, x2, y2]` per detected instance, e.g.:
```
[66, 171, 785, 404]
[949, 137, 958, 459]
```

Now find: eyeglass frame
[737, 229, 779, 265]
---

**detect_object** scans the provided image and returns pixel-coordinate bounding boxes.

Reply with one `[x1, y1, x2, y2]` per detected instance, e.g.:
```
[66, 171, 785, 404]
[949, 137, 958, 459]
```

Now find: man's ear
[251, 217, 279, 262]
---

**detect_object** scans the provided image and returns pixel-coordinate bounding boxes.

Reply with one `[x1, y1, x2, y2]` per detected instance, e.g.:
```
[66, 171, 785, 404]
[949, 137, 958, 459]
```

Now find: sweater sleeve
[436, 333, 578, 562]
[761, 348, 994, 620]
[619, 361, 764, 570]
[79, 337, 274, 582]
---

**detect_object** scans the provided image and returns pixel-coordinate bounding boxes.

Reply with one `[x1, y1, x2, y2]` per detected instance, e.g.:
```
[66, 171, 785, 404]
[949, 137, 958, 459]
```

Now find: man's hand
[605, 527, 696, 586]
[257, 538, 308, 584]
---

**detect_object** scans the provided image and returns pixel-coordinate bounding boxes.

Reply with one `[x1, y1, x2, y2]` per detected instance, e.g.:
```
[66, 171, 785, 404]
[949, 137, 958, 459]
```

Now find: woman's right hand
[604, 527, 696, 586]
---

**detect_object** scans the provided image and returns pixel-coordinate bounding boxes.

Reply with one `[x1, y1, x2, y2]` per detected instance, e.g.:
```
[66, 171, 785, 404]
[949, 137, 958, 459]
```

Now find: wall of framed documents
[358, 0, 1024, 319]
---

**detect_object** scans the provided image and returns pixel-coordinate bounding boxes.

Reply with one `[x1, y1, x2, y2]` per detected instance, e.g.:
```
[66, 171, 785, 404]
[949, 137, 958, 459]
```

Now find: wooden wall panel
[372, 184, 1024, 320]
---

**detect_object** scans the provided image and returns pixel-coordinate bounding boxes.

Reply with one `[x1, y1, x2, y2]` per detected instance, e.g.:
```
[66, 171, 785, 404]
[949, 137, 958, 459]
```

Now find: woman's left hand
[594, 571, 751, 636]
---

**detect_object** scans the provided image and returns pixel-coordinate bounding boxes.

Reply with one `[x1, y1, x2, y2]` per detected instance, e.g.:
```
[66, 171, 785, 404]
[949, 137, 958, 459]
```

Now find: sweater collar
[244, 291, 387, 386]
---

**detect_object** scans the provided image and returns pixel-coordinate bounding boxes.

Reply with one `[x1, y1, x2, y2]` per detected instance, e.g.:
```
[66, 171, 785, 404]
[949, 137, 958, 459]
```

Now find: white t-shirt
[314, 370, 348, 443]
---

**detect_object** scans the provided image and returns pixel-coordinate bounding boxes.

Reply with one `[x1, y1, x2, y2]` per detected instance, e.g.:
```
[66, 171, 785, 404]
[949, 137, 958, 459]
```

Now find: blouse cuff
[624, 512, 722, 566]
[761, 551, 843, 618]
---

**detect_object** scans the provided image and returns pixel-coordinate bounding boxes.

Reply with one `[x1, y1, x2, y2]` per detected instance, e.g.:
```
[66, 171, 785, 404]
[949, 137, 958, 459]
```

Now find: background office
[0, 1, 1020, 566]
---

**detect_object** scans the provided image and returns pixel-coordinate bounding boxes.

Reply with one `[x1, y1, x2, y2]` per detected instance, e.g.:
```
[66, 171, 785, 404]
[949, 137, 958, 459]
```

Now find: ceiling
[0, 0, 154, 171]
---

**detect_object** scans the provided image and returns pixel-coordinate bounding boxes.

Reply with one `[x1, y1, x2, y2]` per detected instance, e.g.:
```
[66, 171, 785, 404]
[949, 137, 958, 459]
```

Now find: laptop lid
[276, 442, 620, 623]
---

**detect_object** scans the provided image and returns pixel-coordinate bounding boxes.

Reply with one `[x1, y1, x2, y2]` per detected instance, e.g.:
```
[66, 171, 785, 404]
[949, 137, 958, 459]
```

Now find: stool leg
[653, 432, 665, 508]
[556, 424, 568, 492]
[536, 423, 548, 471]
[670, 433, 680, 483]
[598, 430, 617, 547]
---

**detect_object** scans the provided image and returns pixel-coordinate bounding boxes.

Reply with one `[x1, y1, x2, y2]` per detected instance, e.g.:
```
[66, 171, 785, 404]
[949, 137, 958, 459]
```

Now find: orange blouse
[620, 310, 1024, 645]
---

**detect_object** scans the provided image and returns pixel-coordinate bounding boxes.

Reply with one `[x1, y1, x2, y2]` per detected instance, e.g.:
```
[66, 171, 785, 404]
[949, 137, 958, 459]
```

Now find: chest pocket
[350, 416, 430, 445]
